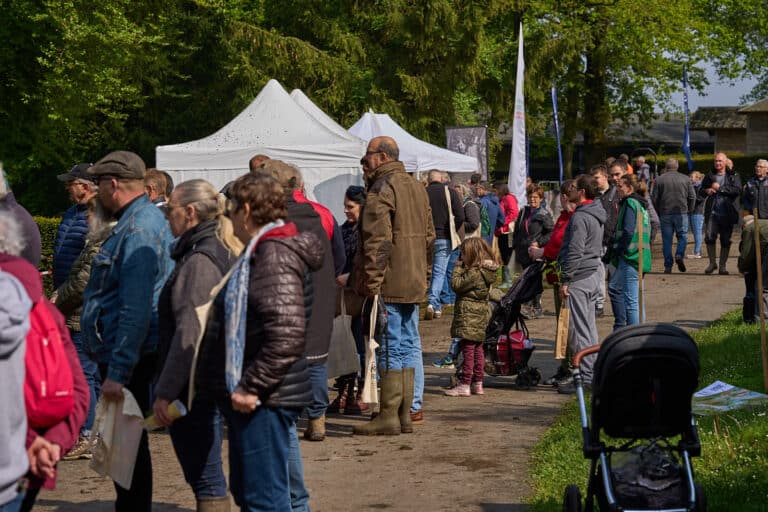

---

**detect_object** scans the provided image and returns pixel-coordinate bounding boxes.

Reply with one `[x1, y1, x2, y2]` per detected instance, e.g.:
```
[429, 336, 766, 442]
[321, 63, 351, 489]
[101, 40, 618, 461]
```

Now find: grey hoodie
[0, 270, 31, 506]
[558, 200, 607, 284]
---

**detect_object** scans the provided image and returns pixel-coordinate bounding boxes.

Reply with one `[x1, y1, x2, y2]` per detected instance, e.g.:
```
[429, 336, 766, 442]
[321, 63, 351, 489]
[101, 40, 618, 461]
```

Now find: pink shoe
[471, 382, 484, 395]
[444, 383, 471, 396]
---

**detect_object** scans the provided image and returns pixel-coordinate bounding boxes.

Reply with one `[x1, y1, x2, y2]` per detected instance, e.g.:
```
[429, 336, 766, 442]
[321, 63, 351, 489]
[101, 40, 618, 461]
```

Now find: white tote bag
[326, 295, 361, 379]
[361, 296, 380, 405]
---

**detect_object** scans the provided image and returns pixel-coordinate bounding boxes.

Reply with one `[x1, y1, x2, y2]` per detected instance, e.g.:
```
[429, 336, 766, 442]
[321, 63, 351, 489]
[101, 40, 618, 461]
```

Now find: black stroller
[564, 323, 706, 512]
[482, 260, 543, 388]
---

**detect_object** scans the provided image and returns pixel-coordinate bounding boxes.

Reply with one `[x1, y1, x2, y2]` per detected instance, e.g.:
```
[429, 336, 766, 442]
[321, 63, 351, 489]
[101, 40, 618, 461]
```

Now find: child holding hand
[445, 237, 499, 396]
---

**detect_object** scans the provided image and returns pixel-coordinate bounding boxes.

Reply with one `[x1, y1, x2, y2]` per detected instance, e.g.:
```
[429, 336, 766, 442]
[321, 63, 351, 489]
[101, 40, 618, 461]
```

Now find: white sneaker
[425, 304, 435, 320]
[444, 383, 471, 396]
[434, 309, 442, 319]
[686, 253, 702, 259]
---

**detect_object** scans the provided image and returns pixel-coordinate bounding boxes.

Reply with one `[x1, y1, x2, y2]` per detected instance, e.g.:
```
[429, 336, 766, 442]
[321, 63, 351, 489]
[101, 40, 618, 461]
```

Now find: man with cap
[53, 163, 96, 290]
[81, 151, 174, 512]
[52, 163, 98, 460]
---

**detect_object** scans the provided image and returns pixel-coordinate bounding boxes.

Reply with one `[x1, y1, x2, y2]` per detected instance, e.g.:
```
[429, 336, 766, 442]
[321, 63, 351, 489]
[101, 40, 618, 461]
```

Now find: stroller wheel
[530, 368, 542, 386]
[693, 483, 707, 512]
[515, 373, 531, 390]
[563, 484, 582, 512]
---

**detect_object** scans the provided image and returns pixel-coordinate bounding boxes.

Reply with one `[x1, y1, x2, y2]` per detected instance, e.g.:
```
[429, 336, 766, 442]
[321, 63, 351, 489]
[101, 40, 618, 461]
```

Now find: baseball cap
[57, 163, 94, 182]
[87, 151, 146, 180]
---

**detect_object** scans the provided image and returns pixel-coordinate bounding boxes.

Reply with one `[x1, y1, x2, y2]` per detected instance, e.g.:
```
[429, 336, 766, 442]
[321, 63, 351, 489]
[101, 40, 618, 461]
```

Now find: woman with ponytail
[152, 179, 242, 510]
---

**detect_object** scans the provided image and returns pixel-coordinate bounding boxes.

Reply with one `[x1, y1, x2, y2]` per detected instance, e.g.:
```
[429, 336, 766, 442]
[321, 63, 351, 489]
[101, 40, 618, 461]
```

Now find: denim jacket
[81, 195, 174, 384]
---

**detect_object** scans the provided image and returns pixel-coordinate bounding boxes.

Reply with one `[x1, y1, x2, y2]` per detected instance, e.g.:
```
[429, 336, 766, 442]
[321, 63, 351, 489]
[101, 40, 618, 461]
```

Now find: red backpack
[24, 300, 75, 429]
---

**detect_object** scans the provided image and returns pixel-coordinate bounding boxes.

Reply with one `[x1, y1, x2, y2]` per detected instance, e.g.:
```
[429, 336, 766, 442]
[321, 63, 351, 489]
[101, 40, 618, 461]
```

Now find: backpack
[25, 300, 75, 429]
[479, 201, 491, 237]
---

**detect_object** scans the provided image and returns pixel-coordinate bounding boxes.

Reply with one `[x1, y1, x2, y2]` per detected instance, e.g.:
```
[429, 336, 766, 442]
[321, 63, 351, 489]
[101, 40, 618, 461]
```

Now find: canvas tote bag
[445, 186, 462, 250]
[326, 293, 361, 379]
[555, 297, 570, 360]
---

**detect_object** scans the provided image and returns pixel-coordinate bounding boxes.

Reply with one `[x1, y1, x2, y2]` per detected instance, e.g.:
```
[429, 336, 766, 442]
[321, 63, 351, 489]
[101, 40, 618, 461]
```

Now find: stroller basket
[564, 323, 705, 512]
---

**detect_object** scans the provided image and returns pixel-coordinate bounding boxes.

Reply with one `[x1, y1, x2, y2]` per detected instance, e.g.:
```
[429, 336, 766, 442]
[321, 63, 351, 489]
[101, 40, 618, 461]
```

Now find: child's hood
[480, 259, 499, 285]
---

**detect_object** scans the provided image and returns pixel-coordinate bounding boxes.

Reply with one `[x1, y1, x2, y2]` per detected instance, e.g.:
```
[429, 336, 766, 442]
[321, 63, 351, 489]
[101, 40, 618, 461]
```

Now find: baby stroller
[482, 261, 543, 388]
[564, 323, 706, 512]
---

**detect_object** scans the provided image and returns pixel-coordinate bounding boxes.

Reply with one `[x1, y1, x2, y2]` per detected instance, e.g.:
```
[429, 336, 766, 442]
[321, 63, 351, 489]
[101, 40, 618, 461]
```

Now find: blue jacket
[479, 193, 503, 245]
[53, 203, 89, 289]
[81, 195, 174, 384]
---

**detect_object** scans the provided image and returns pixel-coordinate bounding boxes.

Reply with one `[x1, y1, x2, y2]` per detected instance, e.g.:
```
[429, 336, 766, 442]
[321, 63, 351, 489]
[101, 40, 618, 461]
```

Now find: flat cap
[57, 163, 94, 182]
[87, 151, 146, 180]
[258, 160, 302, 190]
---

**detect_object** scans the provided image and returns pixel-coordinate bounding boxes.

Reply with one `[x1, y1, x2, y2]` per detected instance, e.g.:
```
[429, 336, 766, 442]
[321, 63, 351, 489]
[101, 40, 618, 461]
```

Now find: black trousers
[98, 354, 156, 512]
[704, 215, 735, 247]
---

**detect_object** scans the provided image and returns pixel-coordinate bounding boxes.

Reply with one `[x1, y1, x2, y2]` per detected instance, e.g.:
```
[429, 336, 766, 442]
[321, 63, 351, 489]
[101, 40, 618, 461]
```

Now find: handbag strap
[340, 291, 347, 317]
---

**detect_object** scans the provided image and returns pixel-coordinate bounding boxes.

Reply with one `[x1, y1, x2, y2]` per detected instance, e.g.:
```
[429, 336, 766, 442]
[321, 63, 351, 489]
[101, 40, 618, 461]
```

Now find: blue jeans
[689, 213, 704, 255]
[70, 330, 100, 434]
[428, 239, 451, 311]
[0, 491, 24, 512]
[608, 259, 643, 330]
[220, 402, 303, 511]
[440, 248, 460, 306]
[660, 213, 688, 269]
[288, 422, 310, 512]
[381, 303, 424, 413]
[306, 363, 328, 419]
[168, 393, 226, 498]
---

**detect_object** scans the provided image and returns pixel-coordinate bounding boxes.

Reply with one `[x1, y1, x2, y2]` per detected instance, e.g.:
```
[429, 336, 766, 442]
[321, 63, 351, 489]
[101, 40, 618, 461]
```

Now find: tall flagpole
[552, 86, 564, 184]
[683, 67, 694, 173]
[508, 22, 527, 208]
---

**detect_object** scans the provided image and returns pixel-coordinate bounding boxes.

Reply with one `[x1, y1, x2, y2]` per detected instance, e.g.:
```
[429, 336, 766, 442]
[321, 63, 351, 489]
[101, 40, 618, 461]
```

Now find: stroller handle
[573, 344, 601, 367]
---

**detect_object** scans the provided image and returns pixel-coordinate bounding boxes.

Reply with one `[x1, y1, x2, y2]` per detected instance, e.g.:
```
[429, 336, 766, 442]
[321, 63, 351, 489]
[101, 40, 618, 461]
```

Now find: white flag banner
[507, 23, 527, 208]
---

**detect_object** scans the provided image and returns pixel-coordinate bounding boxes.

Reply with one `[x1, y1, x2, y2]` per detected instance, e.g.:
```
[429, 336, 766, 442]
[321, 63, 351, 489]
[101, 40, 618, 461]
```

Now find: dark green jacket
[54, 222, 115, 332]
[450, 261, 498, 342]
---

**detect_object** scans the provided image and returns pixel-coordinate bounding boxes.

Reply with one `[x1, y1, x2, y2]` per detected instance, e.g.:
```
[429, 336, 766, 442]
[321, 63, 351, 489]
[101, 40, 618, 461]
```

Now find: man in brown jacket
[354, 136, 435, 435]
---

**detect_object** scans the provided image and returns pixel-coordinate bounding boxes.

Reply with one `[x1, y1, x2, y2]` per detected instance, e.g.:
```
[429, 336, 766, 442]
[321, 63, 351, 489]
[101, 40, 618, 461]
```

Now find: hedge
[34, 216, 61, 294]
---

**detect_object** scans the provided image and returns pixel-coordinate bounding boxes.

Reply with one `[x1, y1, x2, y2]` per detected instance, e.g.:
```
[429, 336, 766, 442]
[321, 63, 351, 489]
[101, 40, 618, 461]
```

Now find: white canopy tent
[348, 111, 479, 175]
[155, 79, 366, 220]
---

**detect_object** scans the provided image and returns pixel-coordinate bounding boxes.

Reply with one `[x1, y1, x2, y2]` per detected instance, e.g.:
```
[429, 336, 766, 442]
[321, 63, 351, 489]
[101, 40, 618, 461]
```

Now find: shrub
[34, 216, 61, 295]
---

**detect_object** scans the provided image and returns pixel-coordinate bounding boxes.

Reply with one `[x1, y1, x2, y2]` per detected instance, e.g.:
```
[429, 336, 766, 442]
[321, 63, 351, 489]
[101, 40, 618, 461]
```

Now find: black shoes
[675, 257, 686, 273]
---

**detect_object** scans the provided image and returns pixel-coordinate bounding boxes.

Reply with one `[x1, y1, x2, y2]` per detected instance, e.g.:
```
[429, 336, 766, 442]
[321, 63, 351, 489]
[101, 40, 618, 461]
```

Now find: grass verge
[527, 311, 768, 511]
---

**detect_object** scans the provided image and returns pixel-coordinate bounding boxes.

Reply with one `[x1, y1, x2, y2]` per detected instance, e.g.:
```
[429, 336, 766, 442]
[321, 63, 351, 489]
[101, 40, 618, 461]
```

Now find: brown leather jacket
[354, 161, 435, 303]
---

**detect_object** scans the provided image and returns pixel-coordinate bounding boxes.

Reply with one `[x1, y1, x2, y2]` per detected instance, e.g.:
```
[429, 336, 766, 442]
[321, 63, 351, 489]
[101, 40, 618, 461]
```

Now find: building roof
[690, 106, 746, 130]
[738, 98, 768, 113]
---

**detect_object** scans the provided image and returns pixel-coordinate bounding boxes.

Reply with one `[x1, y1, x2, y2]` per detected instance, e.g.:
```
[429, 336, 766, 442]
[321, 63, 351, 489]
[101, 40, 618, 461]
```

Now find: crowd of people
[0, 139, 762, 512]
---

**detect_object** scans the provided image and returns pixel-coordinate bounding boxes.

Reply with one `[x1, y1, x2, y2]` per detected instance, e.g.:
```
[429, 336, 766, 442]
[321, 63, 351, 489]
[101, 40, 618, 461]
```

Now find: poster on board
[446, 126, 488, 179]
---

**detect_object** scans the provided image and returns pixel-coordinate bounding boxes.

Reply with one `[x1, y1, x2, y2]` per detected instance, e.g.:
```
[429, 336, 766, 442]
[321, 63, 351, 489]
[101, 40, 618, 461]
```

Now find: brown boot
[304, 415, 326, 441]
[704, 243, 718, 274]
[353, 370, 402, 436]
[399, 367, 415, 433]
[196, 496, 230, 512]
[718, 245, 731, 275]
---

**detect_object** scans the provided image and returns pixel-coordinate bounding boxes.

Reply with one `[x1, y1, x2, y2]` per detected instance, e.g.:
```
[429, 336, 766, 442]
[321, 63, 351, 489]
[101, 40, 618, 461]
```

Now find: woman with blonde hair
[152, 179, 242, 510]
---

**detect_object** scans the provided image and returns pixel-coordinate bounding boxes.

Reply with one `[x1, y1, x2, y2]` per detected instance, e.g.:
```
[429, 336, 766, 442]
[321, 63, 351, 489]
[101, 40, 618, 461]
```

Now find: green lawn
[528, 311, 768, 511]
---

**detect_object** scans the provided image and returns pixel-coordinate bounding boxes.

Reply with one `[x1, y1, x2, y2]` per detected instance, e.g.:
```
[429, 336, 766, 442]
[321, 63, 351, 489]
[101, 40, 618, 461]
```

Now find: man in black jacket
[699, 152, 742, 275]
[590, 164, 618, 317]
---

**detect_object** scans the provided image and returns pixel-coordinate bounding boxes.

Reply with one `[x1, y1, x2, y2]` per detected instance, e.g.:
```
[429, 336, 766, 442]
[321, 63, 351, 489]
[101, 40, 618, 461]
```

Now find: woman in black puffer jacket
[195, 174, 323, 511]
